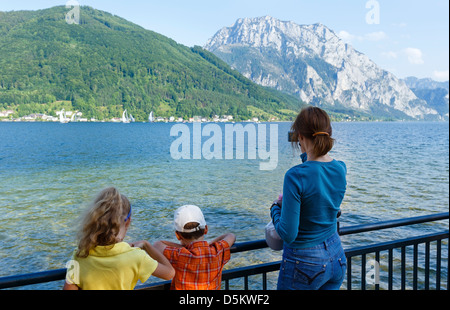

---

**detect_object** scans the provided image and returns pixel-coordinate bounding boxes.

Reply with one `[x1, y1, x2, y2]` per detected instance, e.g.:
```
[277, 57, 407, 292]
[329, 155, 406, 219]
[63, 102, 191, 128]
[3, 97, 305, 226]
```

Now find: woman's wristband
[270, 202, 281, 212]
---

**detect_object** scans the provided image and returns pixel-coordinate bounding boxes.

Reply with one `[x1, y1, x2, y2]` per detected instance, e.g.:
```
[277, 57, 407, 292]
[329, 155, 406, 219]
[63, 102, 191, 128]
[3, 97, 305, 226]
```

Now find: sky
[0, 0, 449, 81]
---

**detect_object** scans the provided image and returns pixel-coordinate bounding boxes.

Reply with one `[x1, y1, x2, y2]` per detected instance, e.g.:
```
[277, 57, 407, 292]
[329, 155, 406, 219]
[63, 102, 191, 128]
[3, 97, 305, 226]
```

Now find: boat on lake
[122, 110, 130, 123]
[59, 109, 69, 124]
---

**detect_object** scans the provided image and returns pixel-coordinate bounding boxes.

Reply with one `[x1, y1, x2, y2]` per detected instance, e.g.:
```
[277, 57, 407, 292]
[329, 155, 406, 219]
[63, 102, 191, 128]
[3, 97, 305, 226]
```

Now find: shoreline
[1, 119, 448, 124]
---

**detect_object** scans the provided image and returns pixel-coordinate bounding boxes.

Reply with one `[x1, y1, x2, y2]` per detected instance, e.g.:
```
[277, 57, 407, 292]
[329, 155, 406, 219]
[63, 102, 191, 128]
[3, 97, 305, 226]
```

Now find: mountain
[205, 16, 442, 120]
[403, 77, 449, 119]
[403, 77, 449, 91]
[0, 7, 304, 121]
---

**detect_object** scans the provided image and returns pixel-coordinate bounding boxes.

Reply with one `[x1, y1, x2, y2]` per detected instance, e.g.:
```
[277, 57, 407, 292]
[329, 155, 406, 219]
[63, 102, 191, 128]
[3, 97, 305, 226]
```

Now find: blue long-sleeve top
[270, 153, 347, 249]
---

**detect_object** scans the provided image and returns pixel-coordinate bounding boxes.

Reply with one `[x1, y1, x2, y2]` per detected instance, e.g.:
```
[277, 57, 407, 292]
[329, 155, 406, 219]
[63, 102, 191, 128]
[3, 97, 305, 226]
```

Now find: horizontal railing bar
[136, 261, 281, 290]
[232, 212, 449, 253]
[344, 230, 449, 257]
[136, 280, 171, 290]
[1, 212, 448, 289]
[0, 269, 66, 290]
[230, 239, 268, 253]
[339, 212, 448, 236]
[222, 261, 281, 281]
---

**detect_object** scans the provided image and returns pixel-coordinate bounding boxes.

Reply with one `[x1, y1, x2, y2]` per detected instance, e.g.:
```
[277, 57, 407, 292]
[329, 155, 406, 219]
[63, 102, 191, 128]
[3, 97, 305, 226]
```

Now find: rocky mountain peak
[205, 16, 442, 120]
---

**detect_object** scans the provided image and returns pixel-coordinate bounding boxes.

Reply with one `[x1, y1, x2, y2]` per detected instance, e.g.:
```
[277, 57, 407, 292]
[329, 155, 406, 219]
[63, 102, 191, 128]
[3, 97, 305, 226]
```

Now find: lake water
[0, 121, 448, 289]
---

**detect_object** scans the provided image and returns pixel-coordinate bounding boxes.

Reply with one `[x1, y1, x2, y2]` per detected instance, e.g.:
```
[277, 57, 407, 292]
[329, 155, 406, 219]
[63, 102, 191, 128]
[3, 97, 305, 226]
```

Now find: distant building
[0, 110, 14, 117]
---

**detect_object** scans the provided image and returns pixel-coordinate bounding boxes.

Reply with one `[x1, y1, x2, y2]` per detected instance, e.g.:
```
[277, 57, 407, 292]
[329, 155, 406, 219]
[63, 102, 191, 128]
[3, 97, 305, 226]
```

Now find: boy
[154, 205, 236, 290]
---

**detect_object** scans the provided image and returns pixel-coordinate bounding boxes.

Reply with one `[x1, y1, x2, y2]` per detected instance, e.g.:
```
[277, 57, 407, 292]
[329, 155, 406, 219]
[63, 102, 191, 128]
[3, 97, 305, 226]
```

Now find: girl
[63, 187, 174, 290]
[270, 106, 347, 290]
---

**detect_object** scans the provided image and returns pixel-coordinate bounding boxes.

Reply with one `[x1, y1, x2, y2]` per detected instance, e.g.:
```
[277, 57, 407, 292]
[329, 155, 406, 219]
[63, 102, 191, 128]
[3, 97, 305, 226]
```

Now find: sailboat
[148, 111, 154, 123]
[70, 111, 79, 122]
[59, 109, 69, 123]
[122, 110, 130, 123]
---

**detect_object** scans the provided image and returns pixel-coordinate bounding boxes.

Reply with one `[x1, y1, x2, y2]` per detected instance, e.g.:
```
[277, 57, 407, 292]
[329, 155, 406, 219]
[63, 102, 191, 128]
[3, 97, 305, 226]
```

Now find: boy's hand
[209, 233, 236, 247]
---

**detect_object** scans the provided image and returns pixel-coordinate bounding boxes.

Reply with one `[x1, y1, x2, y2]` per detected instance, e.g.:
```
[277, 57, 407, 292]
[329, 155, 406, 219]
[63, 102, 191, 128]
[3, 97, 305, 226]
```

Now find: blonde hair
[76, 187, 131, 258]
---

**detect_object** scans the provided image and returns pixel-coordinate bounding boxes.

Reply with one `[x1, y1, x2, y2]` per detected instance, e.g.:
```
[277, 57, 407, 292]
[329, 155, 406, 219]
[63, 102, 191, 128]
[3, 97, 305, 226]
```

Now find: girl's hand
[129, 240, 147, 249]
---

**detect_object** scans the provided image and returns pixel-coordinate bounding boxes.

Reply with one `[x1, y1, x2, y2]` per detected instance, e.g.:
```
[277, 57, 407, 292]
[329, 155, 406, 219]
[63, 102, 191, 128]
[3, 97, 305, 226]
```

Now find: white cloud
[392, 22, 407, 28]
[364, 31, 387, 41]
[337, 30, 387, 43]
[433, 70, 449, 81]
[337, 30, 355, 43]
[381, 51, 398, 59]
[403, 47, 424, 65]
[381, 48, 424, 65]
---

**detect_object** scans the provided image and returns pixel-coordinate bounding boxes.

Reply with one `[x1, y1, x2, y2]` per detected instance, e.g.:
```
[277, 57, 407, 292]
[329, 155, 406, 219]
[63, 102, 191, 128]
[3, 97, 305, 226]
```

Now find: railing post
[425, 242, 430, 290]
[436, 240, 441, 290]
[361, 254, 366, 290]
[347, 256, 352, 290]
[413, 244, 418, 290]
[388, 248, 393, 290]
[401, 246, 406, 290]
[375, 251, 380, 290]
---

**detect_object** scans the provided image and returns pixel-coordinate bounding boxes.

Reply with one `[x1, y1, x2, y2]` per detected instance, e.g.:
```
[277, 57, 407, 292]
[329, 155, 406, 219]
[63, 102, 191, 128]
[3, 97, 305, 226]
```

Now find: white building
[0, 110, 14, 117]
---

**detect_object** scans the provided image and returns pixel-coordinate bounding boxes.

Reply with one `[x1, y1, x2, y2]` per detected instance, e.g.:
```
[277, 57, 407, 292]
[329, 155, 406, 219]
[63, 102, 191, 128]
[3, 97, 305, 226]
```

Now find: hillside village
[0, 109, 247, 123]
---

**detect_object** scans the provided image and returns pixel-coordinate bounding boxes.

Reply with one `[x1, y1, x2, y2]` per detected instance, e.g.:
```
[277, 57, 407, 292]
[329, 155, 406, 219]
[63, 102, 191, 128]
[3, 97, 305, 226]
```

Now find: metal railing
[338, 212, 449, 290]
[0, 212, 448, 290]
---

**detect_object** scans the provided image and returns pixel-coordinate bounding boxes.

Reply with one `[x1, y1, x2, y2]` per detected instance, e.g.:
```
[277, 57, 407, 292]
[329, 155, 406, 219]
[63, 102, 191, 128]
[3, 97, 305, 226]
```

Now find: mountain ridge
[205, 16, 446, 120]
[403, 77, 449, 118]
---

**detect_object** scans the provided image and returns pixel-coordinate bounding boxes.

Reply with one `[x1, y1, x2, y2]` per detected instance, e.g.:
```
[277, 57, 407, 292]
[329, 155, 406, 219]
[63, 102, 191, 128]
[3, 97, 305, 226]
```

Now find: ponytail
[312, 132, 334, 157]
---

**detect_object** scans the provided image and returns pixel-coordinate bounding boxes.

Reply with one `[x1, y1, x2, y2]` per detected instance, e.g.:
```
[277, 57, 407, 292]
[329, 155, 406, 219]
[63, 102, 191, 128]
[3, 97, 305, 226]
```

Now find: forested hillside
[0, 6, 304, 121]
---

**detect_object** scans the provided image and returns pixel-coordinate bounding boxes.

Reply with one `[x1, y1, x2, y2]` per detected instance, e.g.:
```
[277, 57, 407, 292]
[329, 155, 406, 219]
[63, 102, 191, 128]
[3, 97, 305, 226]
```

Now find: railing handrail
[338, 212, 449, 236]
[0, 212, 448, 290]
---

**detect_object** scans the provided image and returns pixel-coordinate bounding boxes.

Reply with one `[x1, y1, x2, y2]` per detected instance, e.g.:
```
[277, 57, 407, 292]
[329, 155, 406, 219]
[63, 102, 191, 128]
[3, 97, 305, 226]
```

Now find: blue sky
[1, 0, 448, 81]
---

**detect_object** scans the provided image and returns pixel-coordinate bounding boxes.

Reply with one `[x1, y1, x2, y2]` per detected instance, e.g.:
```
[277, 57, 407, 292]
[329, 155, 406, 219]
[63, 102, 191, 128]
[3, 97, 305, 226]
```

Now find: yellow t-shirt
[66, 242, 158, 290]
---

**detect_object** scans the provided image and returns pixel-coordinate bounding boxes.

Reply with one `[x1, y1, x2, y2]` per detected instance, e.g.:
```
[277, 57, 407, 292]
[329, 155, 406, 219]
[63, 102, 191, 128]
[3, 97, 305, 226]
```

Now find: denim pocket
[339, 256, 347, 268]
[293, 259, 327, 288]
[337, 255, 347, 279]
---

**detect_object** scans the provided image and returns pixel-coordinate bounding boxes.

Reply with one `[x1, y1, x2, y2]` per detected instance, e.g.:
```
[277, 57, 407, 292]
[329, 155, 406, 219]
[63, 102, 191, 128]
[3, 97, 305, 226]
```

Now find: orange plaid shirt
[163, 240, 231, 290]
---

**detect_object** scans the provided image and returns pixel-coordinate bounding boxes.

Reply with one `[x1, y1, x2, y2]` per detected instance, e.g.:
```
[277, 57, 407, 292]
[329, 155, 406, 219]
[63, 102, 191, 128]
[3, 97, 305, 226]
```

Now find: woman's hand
[271, 193, 282, 211]
[273, 193, 282, 206]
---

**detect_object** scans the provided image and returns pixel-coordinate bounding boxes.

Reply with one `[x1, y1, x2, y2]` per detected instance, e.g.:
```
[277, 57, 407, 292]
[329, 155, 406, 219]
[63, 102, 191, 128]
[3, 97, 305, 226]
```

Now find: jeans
[277, 232, 347, 290]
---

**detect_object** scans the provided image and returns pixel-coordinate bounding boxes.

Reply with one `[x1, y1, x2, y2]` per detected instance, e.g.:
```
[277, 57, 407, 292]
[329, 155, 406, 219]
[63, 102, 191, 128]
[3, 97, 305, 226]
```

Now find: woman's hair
[291, 106, 335, 157]
[76, 187, 131, 258]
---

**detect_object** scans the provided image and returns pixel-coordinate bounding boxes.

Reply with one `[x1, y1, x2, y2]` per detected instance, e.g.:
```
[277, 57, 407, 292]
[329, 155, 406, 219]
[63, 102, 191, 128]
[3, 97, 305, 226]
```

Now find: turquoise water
[0, 121, 448, 289]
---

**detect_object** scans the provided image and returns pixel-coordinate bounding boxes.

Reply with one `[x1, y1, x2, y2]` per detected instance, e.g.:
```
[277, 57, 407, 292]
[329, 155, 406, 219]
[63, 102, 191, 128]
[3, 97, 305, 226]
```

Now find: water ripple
[0, 121, 448, 289]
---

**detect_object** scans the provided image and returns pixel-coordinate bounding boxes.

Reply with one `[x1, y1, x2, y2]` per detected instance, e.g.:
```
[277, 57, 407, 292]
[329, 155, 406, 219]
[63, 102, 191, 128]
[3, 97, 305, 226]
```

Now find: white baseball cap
[173, 205, 207, 233]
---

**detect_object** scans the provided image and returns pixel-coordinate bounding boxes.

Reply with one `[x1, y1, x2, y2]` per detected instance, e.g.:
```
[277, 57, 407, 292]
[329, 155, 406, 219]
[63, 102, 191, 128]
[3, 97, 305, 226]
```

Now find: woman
[270, 106, 347, 290]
